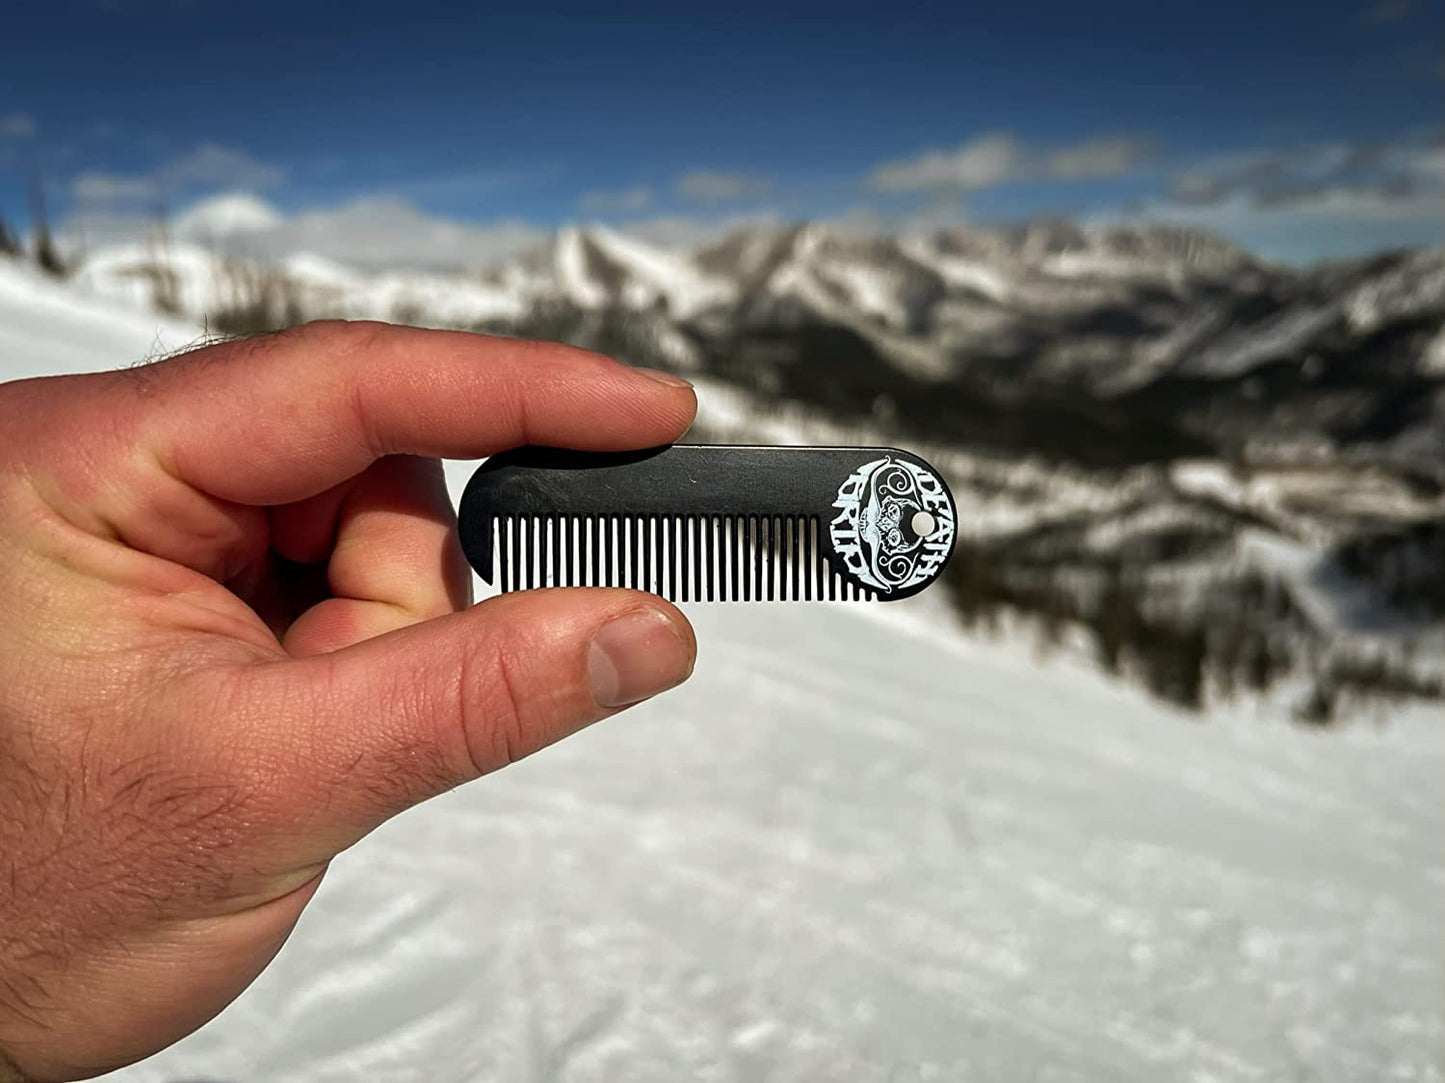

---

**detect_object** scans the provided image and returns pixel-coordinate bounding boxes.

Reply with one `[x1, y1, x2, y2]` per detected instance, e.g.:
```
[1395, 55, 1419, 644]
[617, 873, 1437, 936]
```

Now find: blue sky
[1, 0, 1441, 264]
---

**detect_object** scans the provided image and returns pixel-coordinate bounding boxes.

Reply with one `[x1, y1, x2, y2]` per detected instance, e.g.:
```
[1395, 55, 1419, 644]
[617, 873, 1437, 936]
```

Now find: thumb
[235, 590, 695, 856]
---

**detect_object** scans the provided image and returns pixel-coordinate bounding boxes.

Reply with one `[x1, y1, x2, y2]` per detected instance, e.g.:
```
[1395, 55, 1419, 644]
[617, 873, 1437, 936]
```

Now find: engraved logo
[829, 456, 955, 594]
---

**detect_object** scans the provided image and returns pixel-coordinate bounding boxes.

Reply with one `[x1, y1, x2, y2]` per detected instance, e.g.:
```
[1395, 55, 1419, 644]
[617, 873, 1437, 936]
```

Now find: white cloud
[1407, 143, 1445, 182]
[71, 143, 285, 206]
[620, 211, 782, 249]
[828, 199, 969, 236]
[58, 187, 766, 262]
[1166, 132, 1443, 209]
[1045, 137, 1153, 180]
[1112, 187, 1445, 264]
[173, 191, 284, 239]
[868, 133, 1148, 193]
[1150, 186, 1444, 225]
[869, 134, 1024, 193]
[1169, 170, 1227, 204]
[267, 196, 543, 268]
[1102, 130, 1444, 262]
[59, 191, 545, 270]
[0, 113, 37, 139]
[578, 185, 654, 214]
[676, 169, 773, 203]
[163, 144, 285, 190]
[73, 173, 162, 202]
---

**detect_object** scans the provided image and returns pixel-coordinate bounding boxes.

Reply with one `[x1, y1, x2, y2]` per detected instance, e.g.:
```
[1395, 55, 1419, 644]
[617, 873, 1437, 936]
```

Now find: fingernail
[634, 367, 693, 389]
[589, 608, 694, 708]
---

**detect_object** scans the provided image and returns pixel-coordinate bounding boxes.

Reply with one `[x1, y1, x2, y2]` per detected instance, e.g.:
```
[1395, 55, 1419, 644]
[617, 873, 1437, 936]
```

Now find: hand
[0, 322, 698, 1080]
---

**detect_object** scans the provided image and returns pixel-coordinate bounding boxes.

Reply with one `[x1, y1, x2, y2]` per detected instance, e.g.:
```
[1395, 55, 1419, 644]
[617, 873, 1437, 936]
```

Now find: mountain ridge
[69, 219, 1443, 474]
[40, 220, 1445, 719]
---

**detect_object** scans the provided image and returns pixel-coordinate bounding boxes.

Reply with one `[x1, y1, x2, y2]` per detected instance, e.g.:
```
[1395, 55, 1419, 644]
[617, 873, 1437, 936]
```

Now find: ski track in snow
[1, 262, 1441, 1082]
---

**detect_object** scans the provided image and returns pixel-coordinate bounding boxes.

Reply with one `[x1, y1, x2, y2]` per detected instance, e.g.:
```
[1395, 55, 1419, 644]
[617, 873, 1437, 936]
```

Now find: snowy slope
[103, 603, 1445, 1083]
[0, 257, 205, 378]
[1, 261, 1440, 1083]
[73, 242, 529, 329]
[583, 226, 736, 317]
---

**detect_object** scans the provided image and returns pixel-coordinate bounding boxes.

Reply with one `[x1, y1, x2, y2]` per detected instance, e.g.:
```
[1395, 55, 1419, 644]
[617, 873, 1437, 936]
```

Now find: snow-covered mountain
[50, 223, 1445, 717]
[66, 222, 1445, 473]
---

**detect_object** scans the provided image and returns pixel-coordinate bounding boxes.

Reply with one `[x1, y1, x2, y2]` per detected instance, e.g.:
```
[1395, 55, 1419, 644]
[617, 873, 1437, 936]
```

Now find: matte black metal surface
[458, 444, 957, 602]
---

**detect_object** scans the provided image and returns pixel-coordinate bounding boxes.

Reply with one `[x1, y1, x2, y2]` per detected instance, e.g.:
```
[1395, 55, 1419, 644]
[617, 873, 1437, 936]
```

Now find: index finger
[138, 321, 696, 505]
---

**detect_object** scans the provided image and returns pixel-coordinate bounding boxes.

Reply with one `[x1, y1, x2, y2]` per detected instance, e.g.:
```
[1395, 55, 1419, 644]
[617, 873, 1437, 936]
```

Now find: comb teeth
[488, 514, 876, 602]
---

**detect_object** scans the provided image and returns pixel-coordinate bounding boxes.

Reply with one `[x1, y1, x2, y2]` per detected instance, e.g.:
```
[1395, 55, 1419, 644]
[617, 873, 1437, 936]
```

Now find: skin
[0, 322, 699, 1081]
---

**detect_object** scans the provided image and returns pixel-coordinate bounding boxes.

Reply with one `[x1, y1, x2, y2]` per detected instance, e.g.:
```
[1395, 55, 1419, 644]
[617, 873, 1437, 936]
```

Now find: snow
[555, 227, 609, 308]
[1170, 459, 1443, 534]
[545, 227, 736, 318]
[173, 191, 285, 240]
[766, 261, 953, 380]
[361, 270, 526, 326]
[901, 238, 1013, 302]
[73, 242, 239, 318]
[586, 226, 735, 318]
[281, 251, 364, 288]
[1044, 252, 1157, 279]
[1424, 327, 1445, 378]
[70, 243, 530, 329]
[0, 258, 1441, 1082]
[0, 257, 205, 378]
[1342, 249, 1445, 333]
[815, 261, 904, 326]
[100, 603, 1445, 1083]
[1180, 306, 1339, 380]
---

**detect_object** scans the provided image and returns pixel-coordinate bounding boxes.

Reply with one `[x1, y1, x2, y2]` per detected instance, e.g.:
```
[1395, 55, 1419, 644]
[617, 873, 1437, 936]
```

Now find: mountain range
[59, 219, 1445, 719]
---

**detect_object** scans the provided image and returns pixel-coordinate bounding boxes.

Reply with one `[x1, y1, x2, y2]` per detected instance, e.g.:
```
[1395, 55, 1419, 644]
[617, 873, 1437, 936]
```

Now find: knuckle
[291, 318, 390, 357]
[463, 639, 557, 776]
[482, 645, 529, 771]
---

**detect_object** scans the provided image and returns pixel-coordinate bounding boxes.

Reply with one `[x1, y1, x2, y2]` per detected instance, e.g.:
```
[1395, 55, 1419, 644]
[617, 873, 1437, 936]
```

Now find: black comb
[458, 445, 956, 602]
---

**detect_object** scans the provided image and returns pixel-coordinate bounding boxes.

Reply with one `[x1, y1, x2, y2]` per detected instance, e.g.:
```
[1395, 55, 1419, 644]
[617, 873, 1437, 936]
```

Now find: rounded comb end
[826, 452, 957, 601]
